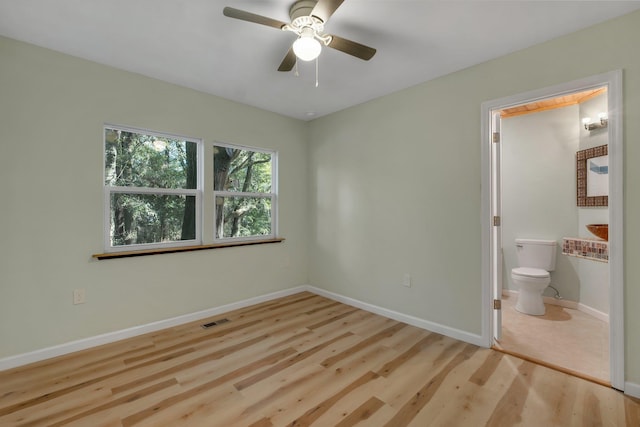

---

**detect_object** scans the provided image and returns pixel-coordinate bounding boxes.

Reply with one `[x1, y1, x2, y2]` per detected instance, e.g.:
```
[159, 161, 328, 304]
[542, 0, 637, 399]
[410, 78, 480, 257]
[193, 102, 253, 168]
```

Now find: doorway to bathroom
[480, 71, 624, 391]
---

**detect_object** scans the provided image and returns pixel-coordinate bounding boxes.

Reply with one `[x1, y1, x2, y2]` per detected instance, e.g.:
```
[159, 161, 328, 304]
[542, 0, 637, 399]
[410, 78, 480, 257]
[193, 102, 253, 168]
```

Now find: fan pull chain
[315, 57, 319, 88]
[295, 60, 299, 77]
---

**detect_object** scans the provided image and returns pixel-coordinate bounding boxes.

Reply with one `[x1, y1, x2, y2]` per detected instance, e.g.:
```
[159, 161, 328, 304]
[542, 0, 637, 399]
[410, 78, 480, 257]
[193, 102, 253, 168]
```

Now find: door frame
[480, 70, 624, 391]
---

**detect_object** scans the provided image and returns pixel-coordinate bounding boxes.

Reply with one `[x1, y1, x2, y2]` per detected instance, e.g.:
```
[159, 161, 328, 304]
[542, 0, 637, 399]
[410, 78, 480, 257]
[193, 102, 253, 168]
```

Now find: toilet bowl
[511, 267, 550, 316]
[511, 238, 557, 316]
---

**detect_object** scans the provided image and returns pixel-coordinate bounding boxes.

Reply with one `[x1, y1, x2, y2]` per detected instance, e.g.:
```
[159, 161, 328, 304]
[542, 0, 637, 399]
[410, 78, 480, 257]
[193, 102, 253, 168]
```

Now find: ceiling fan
[223, 0, 376, 72]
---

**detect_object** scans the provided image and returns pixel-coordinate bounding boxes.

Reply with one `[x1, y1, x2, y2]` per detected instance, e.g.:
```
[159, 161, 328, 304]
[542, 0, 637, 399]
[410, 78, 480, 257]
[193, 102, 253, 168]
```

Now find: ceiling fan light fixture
[223, 1, 377, 73]
[293, 28, 321, 61]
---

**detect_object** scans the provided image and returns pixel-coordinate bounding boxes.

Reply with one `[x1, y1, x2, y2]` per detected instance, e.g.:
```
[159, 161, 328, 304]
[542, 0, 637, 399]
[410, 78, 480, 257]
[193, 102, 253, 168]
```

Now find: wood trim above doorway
[499, 88, 606, 118]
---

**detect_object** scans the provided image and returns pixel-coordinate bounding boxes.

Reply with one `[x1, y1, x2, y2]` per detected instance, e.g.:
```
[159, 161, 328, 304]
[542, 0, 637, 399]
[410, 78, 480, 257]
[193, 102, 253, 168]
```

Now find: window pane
[214, 146, 272, 193]
[215, 196, 272, 239]
[110, 193, 196, 246]
[105, 128, 197, 189]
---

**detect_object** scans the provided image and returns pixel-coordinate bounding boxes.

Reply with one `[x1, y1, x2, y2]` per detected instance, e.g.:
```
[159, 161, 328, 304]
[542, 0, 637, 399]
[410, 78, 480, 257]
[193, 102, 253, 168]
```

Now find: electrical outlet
[403, 273, 411, 288]
[73, 289, 86, 305]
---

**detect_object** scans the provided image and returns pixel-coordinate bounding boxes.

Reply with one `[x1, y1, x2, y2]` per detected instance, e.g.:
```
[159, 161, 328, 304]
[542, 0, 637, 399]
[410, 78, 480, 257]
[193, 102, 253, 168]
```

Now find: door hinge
[493, 299, 502, 310]
[492, 132, 500, 143]
[493, 216, 501, 226]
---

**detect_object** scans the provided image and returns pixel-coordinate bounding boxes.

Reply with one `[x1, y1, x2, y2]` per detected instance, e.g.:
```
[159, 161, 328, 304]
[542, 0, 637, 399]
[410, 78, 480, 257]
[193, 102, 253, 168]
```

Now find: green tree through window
[104, 126, 200, 249]
[214, 144, 275, 240]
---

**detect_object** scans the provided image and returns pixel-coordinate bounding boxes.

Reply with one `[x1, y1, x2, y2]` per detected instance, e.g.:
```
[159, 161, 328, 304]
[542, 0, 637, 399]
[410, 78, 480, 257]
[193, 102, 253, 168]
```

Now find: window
[101, 126, 278, 255]
[104, 125, 201, 251]
[213, 143, 276, 241]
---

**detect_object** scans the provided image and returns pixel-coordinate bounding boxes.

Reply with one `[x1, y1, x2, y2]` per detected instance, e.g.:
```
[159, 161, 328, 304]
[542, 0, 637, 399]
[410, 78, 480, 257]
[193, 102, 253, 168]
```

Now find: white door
[491, 111, 503, 342]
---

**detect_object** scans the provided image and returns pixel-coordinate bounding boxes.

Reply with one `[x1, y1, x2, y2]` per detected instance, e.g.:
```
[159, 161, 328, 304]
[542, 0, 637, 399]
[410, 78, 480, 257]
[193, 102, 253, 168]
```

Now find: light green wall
[307, 10, 640, 384]
[0, 36, 309, 358]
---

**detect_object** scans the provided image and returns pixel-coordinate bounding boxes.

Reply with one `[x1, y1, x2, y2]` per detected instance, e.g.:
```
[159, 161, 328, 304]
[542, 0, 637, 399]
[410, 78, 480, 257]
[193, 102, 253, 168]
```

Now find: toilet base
[515, 288, 546, 316]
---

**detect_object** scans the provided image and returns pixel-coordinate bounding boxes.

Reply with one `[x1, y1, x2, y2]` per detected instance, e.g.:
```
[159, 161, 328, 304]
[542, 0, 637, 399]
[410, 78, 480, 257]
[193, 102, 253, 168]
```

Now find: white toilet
[511, 238, 557, 315]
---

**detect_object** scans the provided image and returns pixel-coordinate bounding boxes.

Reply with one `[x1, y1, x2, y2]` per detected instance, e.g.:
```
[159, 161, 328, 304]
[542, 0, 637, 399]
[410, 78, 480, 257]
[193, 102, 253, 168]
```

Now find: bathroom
[497, 88, 610, 383]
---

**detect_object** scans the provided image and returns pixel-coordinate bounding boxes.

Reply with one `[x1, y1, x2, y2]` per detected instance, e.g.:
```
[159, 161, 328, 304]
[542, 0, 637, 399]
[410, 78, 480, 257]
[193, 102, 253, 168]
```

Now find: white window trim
[103, 124, 203, 252]
[213, 141, 278, 243]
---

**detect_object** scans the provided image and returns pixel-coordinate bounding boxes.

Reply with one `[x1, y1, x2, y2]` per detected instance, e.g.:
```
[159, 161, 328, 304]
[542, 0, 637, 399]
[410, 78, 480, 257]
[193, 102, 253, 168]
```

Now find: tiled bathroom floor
[495, 294, 610, 383]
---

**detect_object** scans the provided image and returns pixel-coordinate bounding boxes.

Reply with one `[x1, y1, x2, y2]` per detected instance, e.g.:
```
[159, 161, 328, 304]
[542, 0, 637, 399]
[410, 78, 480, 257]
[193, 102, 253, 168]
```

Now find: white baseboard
[625, 381, 640, 399]
[0, 286, 308, 372]
[306, 286, 486, 347]
[577, 303, 609, 323]
[502, 289, 609, 322]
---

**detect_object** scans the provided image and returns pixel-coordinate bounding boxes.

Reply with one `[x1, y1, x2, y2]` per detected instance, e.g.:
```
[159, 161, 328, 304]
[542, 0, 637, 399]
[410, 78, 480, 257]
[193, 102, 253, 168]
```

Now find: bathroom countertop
[562, 236, 608, 243]
[562, 237, 608, 263]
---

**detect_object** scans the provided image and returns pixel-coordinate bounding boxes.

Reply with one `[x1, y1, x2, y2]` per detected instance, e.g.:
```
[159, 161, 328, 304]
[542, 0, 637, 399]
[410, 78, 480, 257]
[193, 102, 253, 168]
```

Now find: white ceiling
[1, 1, 639, 120]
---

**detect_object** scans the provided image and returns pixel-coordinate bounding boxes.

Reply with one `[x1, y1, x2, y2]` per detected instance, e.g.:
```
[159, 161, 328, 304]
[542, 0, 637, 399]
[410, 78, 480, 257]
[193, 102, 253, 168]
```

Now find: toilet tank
[515, 238, 557, 271]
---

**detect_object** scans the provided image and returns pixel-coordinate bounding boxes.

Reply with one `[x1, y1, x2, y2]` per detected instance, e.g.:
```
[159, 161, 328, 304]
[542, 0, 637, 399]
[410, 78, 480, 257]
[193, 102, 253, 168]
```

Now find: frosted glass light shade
[293, 35, 321, 61]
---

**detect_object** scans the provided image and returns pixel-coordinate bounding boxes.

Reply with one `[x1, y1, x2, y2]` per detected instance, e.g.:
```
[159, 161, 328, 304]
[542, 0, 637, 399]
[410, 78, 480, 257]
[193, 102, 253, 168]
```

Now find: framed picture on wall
[576, 144, 608, 207]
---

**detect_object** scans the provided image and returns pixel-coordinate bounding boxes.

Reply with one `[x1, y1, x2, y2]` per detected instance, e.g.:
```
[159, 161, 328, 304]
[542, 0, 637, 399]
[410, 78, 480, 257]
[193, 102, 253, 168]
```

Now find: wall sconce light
[582, 112, 608, 131]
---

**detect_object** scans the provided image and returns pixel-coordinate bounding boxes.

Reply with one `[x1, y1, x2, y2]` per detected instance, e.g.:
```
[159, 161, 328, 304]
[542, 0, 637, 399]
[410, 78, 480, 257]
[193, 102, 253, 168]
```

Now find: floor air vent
[201, 318, 230, 329]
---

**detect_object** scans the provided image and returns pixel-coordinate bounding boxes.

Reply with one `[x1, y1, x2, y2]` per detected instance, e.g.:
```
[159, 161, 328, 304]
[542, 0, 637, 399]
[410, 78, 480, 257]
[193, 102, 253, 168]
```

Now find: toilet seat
[512, 267, 550, 279]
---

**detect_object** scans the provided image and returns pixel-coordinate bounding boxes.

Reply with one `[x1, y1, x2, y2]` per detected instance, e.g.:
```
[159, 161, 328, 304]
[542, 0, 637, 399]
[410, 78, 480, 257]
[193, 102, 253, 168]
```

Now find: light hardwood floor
[1, 292, 638, 426]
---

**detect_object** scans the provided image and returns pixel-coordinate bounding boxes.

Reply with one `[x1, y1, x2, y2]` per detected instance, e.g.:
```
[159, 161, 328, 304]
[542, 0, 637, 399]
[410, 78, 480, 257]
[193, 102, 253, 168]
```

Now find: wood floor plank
[484, 359, 536, 426]
[247, 417, 274, 427]
[234, 332, 353, 391]
[310, 373, 388, 427]
[307, 308, 360, 330]
[120, 348, 297, 426]
[286, 371, 380, 426]
[583, 389, 604, 427]
[334, 396, 386, 427]
[123, 320, 263, 365]
[1, 292, 637, 426]
[321, 322, 406, 368]
[403, 348, 507, 427]
[48, 378, 179, 427]
[174, 336, 296, 389]
[129, 383, 241, 427]
[376, 325, 432, 353]
[112, 334, 271, 394]
[468, 349, 504, 386]
[238, 362, 328, 418]
[1, 383, 114, 426]
[218, 366, 331, 426]
[624, 395, 640, 426]
[239, 335, 398, 426]
[382, 344, 479, 426]
[374, 338, 466, 408]
[523, 356, 579, 426]
[377, 332, 443, 377]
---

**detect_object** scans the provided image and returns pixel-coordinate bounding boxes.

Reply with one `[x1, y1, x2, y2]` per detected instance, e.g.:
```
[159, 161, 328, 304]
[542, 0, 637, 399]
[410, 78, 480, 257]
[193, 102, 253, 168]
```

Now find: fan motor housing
[290, 0, 317, 21]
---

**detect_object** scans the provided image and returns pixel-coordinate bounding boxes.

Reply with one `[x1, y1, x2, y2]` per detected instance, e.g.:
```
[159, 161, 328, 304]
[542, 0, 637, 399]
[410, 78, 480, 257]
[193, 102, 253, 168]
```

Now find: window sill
[92, 238, 285, 260]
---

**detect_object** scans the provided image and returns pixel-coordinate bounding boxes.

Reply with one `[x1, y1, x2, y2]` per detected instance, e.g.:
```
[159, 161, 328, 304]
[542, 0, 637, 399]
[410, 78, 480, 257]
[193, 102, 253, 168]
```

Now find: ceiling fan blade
[223, 7, 288, 30]
[278, 48, 297, 72]
[328, 35, 376, 61]
[311, 0, 345, 23]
